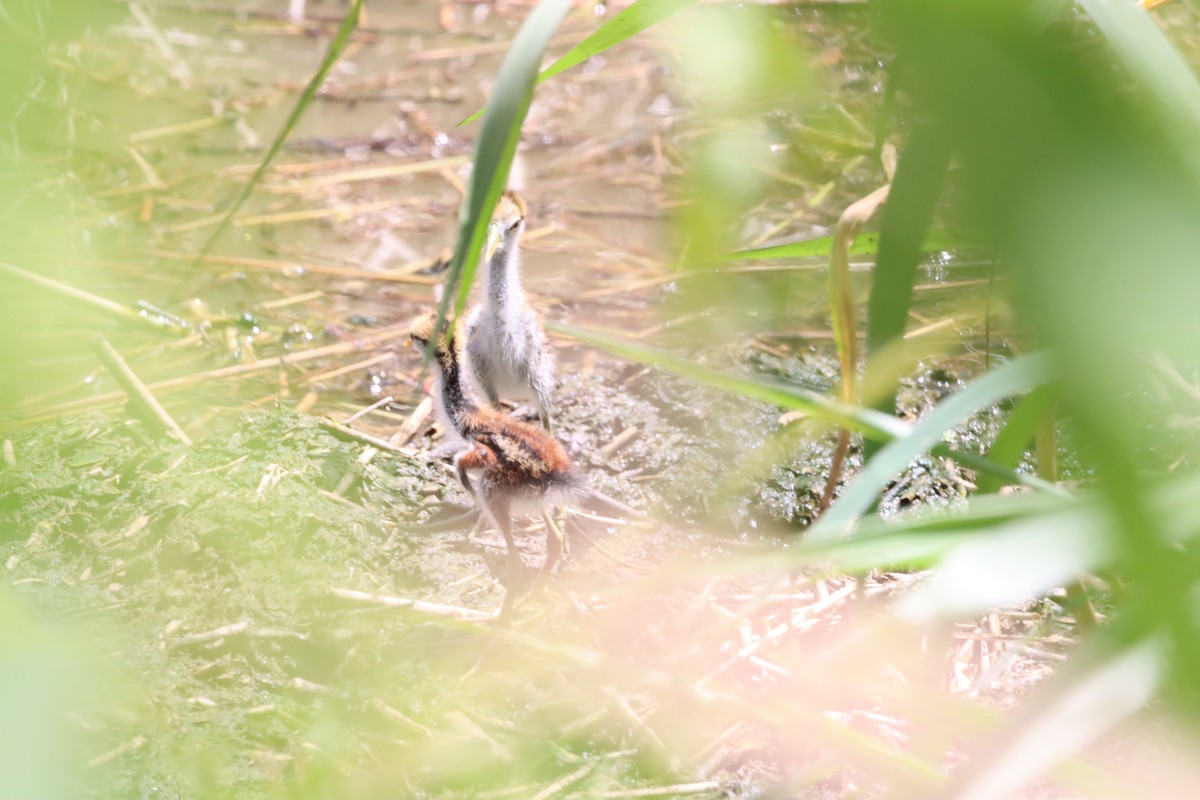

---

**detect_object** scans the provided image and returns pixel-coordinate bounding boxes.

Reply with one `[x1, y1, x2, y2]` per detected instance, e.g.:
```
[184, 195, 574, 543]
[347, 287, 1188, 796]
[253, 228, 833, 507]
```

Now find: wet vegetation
[7, 0, 1200, 797]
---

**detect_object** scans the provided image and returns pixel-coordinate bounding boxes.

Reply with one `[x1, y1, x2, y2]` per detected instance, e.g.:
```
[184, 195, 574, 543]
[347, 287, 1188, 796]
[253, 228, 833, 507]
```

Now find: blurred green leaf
[945, 637, 1162, 800]
[1078, 0, 1200, 176]
[552, 321, 1052, 503]
[549, 320, 907, 440]
[539, 0, 695, 83]
[726, 229, 971, 261]
[976, 386, 1054, 494]
[895, 506, 1111, 621]
[863, 123, 955, 460]
[791, 526, 979, 574]
[778, 488, 1066, 574]
[0, 592, 88, 799]
[878, 5, 1200, 718]
[438, 0, 575, 332]
[461, 0, 697, 125]
[809, 353, 1054, 541]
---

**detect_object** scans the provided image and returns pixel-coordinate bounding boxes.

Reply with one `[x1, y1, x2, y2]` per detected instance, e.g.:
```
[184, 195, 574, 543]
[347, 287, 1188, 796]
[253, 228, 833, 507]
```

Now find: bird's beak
[484, 222, 502, 262]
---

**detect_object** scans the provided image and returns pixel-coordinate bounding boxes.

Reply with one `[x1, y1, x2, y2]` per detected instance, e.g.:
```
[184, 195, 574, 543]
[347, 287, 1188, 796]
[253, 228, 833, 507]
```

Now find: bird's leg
[556, 508, 571, 558]
[456, 447, 492, 547]
[465, 512, 488, 546]
[487, 495, 520, 617]
[532, 511, 567, 595]
[533, 371, 555, 432]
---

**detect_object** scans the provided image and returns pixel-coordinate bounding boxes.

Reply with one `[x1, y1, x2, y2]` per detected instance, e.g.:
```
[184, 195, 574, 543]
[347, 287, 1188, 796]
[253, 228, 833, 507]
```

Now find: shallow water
[0, 0, 1002, 431]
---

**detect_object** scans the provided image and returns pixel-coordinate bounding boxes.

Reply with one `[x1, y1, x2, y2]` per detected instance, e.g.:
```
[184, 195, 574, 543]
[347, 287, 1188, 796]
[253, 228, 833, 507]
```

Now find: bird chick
[464, 191, 556, 430]
[410, 310, 580, 615]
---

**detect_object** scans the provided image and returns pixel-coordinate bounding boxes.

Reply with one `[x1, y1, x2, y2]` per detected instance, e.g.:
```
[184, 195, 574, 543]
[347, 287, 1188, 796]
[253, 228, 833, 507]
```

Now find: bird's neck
[432, 343, 477, 433]
[486, 244, 524, 312]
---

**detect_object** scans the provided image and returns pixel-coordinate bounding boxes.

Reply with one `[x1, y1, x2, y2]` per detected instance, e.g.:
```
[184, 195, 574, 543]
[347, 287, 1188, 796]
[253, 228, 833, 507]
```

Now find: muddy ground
[1, 343, 1062, 798]
[0, 0, 1102, 797]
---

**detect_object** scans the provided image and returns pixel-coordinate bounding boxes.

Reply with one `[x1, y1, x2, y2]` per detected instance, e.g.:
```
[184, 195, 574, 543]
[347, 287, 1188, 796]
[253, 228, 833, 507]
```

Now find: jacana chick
[410, 310, 580, 615]
[464, 191, 556, 429]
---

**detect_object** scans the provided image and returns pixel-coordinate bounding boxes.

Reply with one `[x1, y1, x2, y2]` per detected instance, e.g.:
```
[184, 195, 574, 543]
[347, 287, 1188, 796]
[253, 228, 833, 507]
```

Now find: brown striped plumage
[410, 310, 580, 615]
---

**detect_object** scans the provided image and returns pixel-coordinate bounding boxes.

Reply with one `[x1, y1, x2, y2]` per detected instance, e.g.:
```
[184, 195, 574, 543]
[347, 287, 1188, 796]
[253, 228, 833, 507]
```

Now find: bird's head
[485, 191, 527, 262]
[409, 310, 446, 356]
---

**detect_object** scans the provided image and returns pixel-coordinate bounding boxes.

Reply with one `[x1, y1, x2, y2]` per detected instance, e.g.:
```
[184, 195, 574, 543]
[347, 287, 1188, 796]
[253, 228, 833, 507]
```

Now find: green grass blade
[945, 637, 1161, 800]
[193, 0, 362, 263]
[780, 489, 1072, 574]
[808, 353, 1054, 541]
[548, 320, 907, 440]
[539, 0, 695, 83]
[896, 505, 1110, 620]
[436, 0, 574, 334]
[976, 385, 1054, 494]
[726, 229, 970, 261]
[553, 321, 1058, 502]
[789, 527, 979, 573]
[460, 0, 698, 126]
[863, 123, 954, 458]
[1078, 0, 1200, 176]
[932, 443, 1064, 496]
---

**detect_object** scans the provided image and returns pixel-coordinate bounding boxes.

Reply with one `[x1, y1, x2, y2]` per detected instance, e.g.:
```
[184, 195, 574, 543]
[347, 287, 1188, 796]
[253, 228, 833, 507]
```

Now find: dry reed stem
[333, 445, 377, 497]
[95, 180, 168, 198]
[170, 621, 250, 647]
[598, 425, 640, 459]
[370, 698, 433, 735]
[167, 196, 404, 233]
[130, 115, 224, 143]
[439, 167, 467, 195]
[567, 524, 647, 573]
[216, 157, 357, 178]
[128, 1, 192, 82]
[691, 722, 743, 776]
[87, 735, 148, 769]
[411, 31, 587, 62]
[16, 325, 410, 423]
[330, 587, 494, 620]
[323, 66, 426, 94]
[331, 390, 424, 495]
[818, 183, 890, 513]
[913, 278, 993, 291]
[283, 155, 469, 188]
[342, 395, 394, 425]
[301, 352, 394, 386]
[906, 316, 958, 339]
[603, 686, 671, 763]
[570, 781, 722, 798]
[317, 418, 417, 456]
[255, 290, 325, 310]
[319, 488, 363, 508]
[529, 764, 596, 800]
[692, 584, 859, 688]
[152, 249, 438, 285]
[128, 146, 163, 189]
[0, 261, 177, 332]
[634, 310, 706, 338]
[392, 396, 432, 446]
[92, 335, 193, 446]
